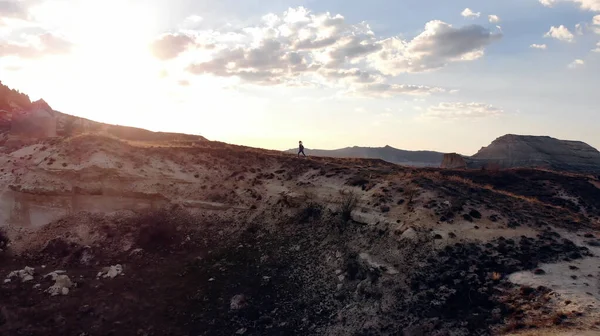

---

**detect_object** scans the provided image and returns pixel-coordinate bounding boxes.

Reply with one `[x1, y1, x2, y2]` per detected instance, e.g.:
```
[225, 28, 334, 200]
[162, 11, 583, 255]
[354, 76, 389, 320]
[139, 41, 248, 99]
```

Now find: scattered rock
[6, 266, 35, 283]
[98, 265, 123, 279]
[534, 269, 546, 275]
[45, 271, 73, 296]
[400, 228, 417, 241]
[584, 233, 595, 238]
[230, 294, 247, 310]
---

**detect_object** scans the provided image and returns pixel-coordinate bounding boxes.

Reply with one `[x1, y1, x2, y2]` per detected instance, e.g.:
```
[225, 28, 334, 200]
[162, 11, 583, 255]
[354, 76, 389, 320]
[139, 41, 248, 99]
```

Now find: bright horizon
[1, 0, 599, 155]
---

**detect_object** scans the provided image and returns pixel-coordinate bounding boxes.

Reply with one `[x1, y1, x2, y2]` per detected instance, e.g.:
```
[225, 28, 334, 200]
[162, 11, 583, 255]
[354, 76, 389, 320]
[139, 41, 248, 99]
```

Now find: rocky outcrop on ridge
[440, 153, 468, 169]
[470, 134, 600, 174]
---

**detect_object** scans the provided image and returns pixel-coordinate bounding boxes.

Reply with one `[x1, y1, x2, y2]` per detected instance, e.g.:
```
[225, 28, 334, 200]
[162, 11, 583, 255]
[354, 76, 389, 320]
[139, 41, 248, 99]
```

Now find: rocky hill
[285, 145, 444, 167]
[468, 135, 600, 174]
[1, 83, 600, 335]
[1, 82, 207, 146]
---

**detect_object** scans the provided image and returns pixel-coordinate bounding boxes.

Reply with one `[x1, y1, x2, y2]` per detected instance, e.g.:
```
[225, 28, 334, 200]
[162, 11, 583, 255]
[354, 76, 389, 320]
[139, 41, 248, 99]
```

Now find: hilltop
[0, 83, 600, 335]
[285, 145, 445, 167]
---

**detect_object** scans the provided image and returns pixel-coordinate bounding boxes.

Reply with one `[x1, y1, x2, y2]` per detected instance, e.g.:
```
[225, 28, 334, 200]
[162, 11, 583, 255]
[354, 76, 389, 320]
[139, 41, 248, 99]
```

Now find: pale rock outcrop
[440, 153, 467, 169]
[6, 266, 35, 283]
[45, 270, 73, 296]
[472, 134, 600, 173]
[10, 99, 57, 139]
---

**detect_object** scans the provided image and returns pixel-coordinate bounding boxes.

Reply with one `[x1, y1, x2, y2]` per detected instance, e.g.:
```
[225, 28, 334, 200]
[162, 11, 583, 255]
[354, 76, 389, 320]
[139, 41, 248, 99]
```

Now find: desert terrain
[0, 126, 599, 335]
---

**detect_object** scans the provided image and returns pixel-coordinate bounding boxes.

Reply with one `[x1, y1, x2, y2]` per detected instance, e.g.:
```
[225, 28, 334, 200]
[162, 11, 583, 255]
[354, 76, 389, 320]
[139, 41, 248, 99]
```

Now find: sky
[1, 0, 599, 155]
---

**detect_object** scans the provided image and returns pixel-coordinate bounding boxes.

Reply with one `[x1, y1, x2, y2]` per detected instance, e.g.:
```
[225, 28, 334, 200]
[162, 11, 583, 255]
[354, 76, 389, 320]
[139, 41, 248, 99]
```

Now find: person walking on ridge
[298, 141, 306, 157]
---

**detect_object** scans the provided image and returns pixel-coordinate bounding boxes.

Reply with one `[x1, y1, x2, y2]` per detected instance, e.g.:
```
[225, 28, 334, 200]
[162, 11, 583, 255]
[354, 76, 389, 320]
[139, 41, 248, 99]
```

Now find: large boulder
[441, 153, 467, 169]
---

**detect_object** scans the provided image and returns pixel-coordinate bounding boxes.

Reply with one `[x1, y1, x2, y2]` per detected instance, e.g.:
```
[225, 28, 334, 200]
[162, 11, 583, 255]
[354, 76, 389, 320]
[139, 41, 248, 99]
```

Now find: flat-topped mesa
[445, 134, 600, 174]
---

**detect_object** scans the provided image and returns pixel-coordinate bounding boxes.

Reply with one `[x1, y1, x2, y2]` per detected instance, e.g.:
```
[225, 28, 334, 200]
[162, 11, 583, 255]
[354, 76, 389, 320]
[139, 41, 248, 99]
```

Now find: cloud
[530, 43, 548, 49]
[0, 0, 29, 19]
[592, 15, 600, 34]
[150, 33, 196, 60]
[423, 102, 503, 120]
[0, 33, 72, 58]
[544, 25, 575, 42]
[369, 21, 502, 75]
[169, 7, 498, 96]
[350, 83, 446, 98]
[461, 8, 481, 18]
[568, 59, 585, 68]
[594, 41, 600, 52]
[539, 0, 600, 11]
[488, 15, 501, 23]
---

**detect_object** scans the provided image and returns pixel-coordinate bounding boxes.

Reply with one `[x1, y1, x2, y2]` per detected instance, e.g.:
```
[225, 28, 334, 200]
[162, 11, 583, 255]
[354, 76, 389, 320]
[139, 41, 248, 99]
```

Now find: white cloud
[592, 15, 600, 34]
[0, 0, 30, 20]
[539, 0, 600, 11]
[461, 8, 481, 18]
[349, 83, 446, 98]
[568, 59, 585, 68]
[0, 32, 72, 58]
[369, 20, 502, 75]
[593, 41, 600, 51]
[544, 25, 575, 42]
[576, 23, 584, 35]
[150, 33, 196, 60]
[158, 7, 500, 97]
[488, 15, 501, 23]
[424, 102, 503, 120]
[530, 43, 548, 49]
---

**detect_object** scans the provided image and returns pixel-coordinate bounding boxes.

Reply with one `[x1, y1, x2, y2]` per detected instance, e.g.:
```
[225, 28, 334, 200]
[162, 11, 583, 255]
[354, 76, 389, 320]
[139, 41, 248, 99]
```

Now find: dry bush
[404, 184, 419, 205]
[338, 189, 359, 223]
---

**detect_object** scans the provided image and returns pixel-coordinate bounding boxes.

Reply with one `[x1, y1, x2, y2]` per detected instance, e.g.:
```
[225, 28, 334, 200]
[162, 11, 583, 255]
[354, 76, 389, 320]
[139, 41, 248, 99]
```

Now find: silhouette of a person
[298, 141, 306, 157]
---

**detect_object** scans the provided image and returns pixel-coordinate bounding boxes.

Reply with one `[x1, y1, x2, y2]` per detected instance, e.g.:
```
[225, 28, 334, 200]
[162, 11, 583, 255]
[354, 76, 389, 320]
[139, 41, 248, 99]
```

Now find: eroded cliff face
[463, 134, 600, 174]
[440, 153, 467, 169]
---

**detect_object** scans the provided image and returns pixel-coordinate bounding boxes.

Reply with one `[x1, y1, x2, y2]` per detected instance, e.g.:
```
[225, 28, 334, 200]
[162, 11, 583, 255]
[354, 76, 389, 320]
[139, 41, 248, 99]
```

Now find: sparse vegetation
[338, 189, 359, 223]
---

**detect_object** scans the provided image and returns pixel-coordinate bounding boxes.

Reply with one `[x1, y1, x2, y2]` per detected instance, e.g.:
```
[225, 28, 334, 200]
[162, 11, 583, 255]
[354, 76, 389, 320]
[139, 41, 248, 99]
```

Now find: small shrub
[339, 190, 359, 223]
[405, 184, 419, 205]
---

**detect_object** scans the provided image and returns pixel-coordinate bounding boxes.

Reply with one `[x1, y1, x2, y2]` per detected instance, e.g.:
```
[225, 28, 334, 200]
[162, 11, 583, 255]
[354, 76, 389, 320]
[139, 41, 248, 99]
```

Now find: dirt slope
[1, 133, 600, 336]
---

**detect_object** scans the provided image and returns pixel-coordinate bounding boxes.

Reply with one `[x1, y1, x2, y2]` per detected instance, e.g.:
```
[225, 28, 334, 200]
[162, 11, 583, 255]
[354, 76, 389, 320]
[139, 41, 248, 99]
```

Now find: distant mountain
[285, 145, 445, 167]
[442, 134, 600, 174]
